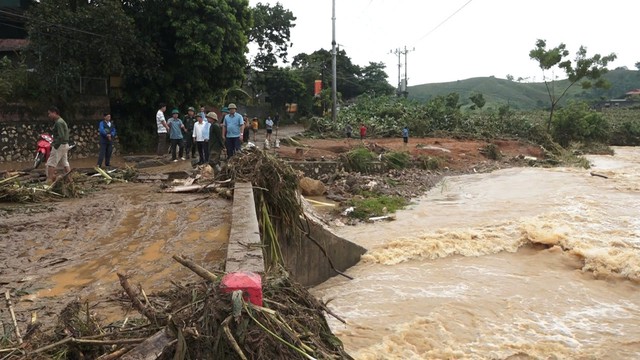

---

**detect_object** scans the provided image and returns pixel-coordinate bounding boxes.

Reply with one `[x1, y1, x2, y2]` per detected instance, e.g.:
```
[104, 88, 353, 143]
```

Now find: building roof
[625, 89, 640, 96]
[0, 39, 28, 52]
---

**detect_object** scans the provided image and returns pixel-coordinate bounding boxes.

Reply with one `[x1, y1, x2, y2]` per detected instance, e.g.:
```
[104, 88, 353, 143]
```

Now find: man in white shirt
[156, 103, 169, 156]
[192, 114, 208, 165]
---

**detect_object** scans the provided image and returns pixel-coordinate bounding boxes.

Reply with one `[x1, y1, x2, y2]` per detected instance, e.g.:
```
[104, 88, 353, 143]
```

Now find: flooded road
[313, 147, 640, 359]
[1, 180, 231, 325]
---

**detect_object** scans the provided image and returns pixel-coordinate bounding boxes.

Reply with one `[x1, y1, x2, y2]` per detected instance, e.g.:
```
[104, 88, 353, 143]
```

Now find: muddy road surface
[0, 181, 231, 326]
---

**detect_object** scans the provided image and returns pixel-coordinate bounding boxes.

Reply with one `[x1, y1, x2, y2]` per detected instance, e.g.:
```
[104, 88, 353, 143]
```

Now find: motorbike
[33, 133, 53, 169]
[33, 133, 76, 169]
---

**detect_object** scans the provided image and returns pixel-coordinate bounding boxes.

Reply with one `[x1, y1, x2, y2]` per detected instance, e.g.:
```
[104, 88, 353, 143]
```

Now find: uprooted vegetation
[1, 150, 353, 359]
[1, 264, 351, 359]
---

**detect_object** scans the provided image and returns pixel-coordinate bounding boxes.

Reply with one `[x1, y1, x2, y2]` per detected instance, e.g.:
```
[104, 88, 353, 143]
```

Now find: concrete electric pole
[331, 0, 337, 123]
[390, 46, 415, 98]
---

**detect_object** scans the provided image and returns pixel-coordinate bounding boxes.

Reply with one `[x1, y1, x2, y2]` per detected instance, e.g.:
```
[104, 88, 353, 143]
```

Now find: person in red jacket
[359, 123, 367, 140]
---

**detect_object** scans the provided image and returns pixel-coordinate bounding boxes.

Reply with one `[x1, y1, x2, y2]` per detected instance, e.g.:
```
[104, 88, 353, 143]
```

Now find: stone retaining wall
[0, 97, 111, 162]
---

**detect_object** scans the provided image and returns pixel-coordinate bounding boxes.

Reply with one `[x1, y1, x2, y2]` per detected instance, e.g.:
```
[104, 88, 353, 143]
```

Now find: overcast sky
[249, 0, 640, 86]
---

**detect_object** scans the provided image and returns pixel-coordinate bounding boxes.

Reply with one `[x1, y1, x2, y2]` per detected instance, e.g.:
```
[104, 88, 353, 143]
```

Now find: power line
[0, 9, 107, 38]
[414, 0, 474, 44]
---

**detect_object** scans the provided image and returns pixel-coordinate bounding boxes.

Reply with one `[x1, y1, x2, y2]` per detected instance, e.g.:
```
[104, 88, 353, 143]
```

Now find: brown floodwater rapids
[312, 147, 640, 359]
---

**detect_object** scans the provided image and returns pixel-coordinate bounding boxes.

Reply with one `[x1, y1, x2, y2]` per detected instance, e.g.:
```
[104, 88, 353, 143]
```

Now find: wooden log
[4, 290, 22, 345]
[119, 330, 175, 360]
[117, 274, 167, 326]
[172, 255, 218, 282]
[590, 172, 608, 179]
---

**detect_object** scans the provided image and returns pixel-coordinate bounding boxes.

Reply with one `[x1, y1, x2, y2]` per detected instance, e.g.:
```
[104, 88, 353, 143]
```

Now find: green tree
[635, 62, 640, 71]
[257, 67, 306, 113]
[529, 39, 616, 131]
[506, 74, 514, 81]
[123, 0, 251, 109]
[469, 92, 486, 110]
[249, 2, 296, 70]
[359, 62, 394, 96]
[26, 0, 142, 108]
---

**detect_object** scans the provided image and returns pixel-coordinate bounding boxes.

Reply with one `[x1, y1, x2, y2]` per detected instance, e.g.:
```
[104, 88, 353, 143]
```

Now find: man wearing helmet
[222, 103, 244, 158]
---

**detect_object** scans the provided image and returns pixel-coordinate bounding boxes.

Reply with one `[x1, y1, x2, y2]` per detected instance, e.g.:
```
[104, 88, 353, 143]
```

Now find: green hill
[408, 68, 640, 109]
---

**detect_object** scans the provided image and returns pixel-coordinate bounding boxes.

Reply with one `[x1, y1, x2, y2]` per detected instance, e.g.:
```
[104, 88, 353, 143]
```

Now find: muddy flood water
[313, 147, 640, 359]
[1, 173, 231, 324]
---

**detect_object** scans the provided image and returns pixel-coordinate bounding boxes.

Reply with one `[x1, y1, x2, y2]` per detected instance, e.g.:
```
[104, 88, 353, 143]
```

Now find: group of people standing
[155, 103, 225, 166]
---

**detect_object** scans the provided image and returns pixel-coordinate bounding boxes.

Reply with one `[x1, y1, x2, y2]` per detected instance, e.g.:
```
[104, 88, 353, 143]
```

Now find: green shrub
[552, 101, 610, 147]
[344, 147, 377, 173]
[480, 143, 502, 160]
[349, 195, 408, 220]
[416, 155, 445, 170]
[382, 151, 411, 169]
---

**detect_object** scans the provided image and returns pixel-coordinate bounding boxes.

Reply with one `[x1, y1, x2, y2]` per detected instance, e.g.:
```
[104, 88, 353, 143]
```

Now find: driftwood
[171, 255, 218, 282]
[4, 290, 22, 345]
[590, 172, 608, 179]
[119, 330, 175, 360]
[136, 174, 169, 181]
[117, 273, 168, 326]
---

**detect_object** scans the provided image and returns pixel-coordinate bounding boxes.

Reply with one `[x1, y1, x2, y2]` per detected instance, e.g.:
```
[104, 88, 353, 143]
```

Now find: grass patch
[417, 155, 446, 170]
[382, 151, 411, 169]
[344, 146, 377, 173]
[349, 195, 408, 220]
[480, 143, 502, 160]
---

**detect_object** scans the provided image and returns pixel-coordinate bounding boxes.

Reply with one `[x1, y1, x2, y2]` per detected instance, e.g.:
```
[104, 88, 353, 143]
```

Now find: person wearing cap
[168, 109, 187, 162]
[183, 106, 198, 159]
[97, 112, 117, 169]
[192, 114, 208, 165]
[222, 103, 244, 158]
[156, 103, 169, 156]
[206, 112, 224, 169]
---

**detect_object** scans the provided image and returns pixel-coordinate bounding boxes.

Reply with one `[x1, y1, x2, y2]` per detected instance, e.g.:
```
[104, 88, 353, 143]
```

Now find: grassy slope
[409, 69, 640, 109]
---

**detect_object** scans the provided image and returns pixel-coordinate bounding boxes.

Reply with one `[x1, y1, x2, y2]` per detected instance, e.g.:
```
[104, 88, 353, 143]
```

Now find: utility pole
[331, 0, 337, 123]
[390, 46, 415, 98]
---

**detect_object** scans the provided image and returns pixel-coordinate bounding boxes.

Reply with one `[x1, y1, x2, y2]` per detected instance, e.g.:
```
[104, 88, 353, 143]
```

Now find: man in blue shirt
[222, 103, 244, 158]
[168, 109, 187, 161]
[97, 112, 117, 168]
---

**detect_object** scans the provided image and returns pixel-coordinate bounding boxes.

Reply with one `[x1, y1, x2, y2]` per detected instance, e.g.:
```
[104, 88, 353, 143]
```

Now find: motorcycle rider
[46, 106, 71, 183]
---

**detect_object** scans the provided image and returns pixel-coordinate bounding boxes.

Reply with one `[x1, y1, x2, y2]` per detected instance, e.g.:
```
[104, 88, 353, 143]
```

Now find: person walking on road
[156, 103, 169, 156]
[359, 123, 367, 140]
[46, 106, 71, 183]
[402, 126, 409, 147]
[97, 112, 116, 169]
[222, 103, 244, 158]
[265, 116, 274, 143]
[168, 109, 187, 162]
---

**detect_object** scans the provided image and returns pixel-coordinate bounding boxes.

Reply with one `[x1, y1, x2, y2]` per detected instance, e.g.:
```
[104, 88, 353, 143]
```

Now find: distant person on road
[344, 124, 353, 139]
[168, 109, 187, 162]
[183, 106, 198, 159]
[97, 112, 116, 169]
[251, 117, 259, 141]
[207, 112, 224, 169]
[192, 114, 208, 165]
[402, 126, 409, 147]
[46, 106, 71, 183]
[360, 123, 367, 140]
[222, 103, 244, 158]
[265, 116, 274, 143]
[156, 103, 169, 156]
[243, 117, 251, 144]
